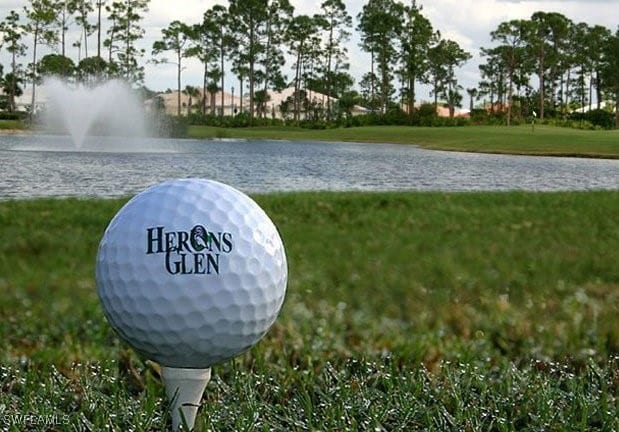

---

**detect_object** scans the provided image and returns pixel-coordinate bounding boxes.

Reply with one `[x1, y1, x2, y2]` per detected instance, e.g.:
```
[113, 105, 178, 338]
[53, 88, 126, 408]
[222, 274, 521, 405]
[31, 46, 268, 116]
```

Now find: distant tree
[152, 20, 193, 117]
[104, 2, 120, 66]
[586, 25, 612, 110]
[228, 0, 269, 122]
[72, 0, 96, 59]
[567, 21, 603, 115]
[337, 89, 360, 120]
[213, 5, 234, 118]
[200, 5, 234, 117]
[96, 0, 106, 58]
[426, 39, 471, 116]
[38, 53, 75, 79]
[0, 65, 7, 111]
[524, 12, 572, 120]
[206, 81, 219, 114]
[319, 0, 352, 120]
[183, 85, 200, 115]
[466, 87, 477, 112]
[261, 0, 292, 100]
[105, 0, 150, 83]
[442, 41, 471, 117]
[1, 73, 25, 108]
[76, 56, 108, 84]
[359, 71, 380, 111]
[478, 48, 506, 112]
[357, 0, 403, 113]
[52, 0, 75, 58]
[445, 86, 463, 118]
[226, 0, 293, 122]
[188, 8, 221, 115]
[321, 70, 354, 104]
[600, 29, 619, 127]
[254, 89, 271, 118]
[488, 19, 528, 125]
[279, 95, 291, 120]
[23, 0, 59, 117]
[0, 11, 27, 112]
[286, 14, 321, 121]
[548, 14, 572, 112]
[567, 22, 594, 113]
[426, 39, 467, 110]
[0, 63, 4, 110]
[231, 63, 249, 114]
[399, 2, 435, 120]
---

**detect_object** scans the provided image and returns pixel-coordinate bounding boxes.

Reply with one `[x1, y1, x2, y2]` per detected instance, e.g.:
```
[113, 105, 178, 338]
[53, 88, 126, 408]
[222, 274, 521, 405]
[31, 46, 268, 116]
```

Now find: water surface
[1, 134, 617, 199]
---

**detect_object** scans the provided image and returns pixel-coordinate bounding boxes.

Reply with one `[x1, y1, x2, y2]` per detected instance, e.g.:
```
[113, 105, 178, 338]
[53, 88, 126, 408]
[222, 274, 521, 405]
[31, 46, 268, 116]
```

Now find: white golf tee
[161, 366, 211, 431]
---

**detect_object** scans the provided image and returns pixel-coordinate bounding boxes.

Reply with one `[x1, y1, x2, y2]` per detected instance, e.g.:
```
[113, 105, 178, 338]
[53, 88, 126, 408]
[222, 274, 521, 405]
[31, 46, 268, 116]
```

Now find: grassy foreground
[1, 192, 618, 431]
[188, 124, 619, 158]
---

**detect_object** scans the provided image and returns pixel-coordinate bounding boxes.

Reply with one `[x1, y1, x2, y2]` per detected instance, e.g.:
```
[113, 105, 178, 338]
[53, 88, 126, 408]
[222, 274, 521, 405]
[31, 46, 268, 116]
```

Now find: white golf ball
[96, 179, 287, 368]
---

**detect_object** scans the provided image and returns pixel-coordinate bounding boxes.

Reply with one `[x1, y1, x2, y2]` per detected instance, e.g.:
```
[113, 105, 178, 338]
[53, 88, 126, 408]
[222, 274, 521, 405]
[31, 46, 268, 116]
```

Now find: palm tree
[1, 73, 24, 112]
[206, 82, 219, 115]
[466, 87, 478, 112]
[183, 85, 200, 116]
[254, 89, 271, 118]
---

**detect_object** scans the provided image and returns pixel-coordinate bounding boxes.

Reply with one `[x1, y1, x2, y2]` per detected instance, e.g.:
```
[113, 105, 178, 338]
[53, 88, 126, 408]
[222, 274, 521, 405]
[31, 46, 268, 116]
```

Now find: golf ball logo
[146, 225, 233, 275]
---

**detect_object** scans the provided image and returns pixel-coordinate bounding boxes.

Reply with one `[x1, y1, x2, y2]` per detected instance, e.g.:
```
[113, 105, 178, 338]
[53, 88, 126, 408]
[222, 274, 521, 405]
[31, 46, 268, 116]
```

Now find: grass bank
[1, 192, 618, 430]
[0, 119, 26, 131]
[188, 124, 619, 159]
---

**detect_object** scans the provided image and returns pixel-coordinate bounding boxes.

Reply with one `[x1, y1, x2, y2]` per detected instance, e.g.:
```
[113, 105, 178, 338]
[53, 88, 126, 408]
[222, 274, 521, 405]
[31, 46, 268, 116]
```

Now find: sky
[1, 0, 618, 102]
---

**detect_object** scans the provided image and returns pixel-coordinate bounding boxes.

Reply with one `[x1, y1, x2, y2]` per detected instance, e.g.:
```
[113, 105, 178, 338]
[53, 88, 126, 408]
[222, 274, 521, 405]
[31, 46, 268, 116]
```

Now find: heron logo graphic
[146, 225, 233, 275]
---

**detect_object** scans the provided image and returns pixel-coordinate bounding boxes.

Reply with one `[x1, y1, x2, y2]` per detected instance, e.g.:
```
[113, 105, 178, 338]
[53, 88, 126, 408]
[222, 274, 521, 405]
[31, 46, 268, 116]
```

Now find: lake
[1, 134, 617, 199]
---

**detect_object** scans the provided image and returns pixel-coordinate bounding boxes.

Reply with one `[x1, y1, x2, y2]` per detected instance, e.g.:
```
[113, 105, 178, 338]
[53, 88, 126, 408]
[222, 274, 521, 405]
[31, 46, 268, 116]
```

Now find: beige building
[10, 86, 49, 113]
[150, 89, 242, 116]
[151, 86, 368, 118]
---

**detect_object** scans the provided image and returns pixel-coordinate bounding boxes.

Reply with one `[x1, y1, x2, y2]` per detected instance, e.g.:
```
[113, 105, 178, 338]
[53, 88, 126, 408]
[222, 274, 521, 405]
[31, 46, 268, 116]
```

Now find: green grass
[1, 192, 618, 431]
[188, 124, 619, 158]
[0, 119, 25, 130]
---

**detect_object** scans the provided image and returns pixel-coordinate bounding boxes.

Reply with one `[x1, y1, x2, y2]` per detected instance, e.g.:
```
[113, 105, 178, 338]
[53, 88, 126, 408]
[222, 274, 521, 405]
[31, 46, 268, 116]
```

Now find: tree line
[149, 0, 475, 123]
[0, 0, 617, 127]
[0, 0, 149, 115]
[478, 11, 619, 126]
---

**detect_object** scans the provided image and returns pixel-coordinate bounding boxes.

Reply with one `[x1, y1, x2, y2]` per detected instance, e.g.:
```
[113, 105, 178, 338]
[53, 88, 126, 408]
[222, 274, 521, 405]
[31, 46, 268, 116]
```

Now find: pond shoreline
[2, 124, 619, 159]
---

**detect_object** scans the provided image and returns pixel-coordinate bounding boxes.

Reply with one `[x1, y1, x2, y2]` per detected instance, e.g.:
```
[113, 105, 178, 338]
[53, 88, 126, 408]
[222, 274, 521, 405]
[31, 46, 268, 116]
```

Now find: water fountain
[44, 77, 148, 150]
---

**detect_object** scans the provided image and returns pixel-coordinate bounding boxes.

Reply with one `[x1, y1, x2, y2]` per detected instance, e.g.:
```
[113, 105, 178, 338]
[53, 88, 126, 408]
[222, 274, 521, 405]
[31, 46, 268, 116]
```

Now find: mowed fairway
[0, 192, 617, 430]
[188, 124, 619, 158]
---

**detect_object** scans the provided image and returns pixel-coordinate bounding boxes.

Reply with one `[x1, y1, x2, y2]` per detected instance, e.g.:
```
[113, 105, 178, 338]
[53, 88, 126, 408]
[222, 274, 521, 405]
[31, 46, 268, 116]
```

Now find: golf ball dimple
[96, 179, 288, 368]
